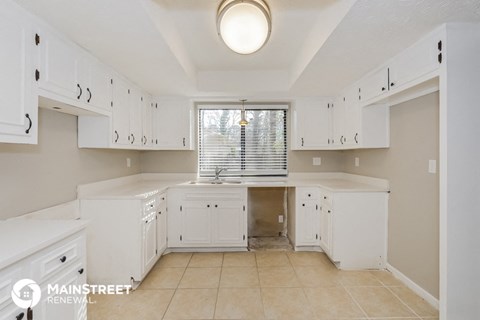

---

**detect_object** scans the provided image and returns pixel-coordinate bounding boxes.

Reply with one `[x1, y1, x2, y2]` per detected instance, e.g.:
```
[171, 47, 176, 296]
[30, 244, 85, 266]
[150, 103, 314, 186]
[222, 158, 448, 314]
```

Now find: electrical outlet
[355, 157, 360, 167]
[428, 160, 437, 173]
[126, 158, 131, 168]
[278, 215, 284, 223]
[313, 157, 321, 166]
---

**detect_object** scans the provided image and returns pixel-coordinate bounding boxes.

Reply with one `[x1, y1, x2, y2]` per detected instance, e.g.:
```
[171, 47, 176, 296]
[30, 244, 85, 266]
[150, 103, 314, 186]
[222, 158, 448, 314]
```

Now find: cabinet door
[129, 90, 143, 146]
[213, 202, 245, 246]
[111, 78, 130, 145]
[142, 96, 153, 147]
[319, 205, 333, 256]
[294, 99, 332, 149]
[390, 30, 442, 90]
[156, 195, 167, 254]
[37, 265, 86, 320]
[142, 214, 157, 274]
[38, 30, 81, 100]
[180, 203, 211, 245]
[83, 59, 113, 111]
[358, 67, 388, 103]
[296, 201, 320, 246]
[156, 99, 192, 150]
[332, 97, 346, 147]
[343, 87, 361, 147]
[0, 2, 37, 144]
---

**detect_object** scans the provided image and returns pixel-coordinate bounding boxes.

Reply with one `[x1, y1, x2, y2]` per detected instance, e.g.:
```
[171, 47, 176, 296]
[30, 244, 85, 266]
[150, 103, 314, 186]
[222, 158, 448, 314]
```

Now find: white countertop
[0, 219, 88, 270]
[77, 173, 389, 200]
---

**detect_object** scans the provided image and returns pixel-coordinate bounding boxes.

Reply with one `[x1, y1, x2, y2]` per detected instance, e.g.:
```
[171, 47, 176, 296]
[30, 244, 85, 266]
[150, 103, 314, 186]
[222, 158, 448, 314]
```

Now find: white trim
[197, 103, 288, 110]
[386, 263, 439, 310]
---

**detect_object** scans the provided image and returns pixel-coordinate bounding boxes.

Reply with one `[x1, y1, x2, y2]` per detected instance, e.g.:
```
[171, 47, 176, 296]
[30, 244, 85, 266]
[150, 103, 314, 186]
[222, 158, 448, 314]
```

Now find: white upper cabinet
[358, 28, 444, 106]
[0, 1, 37, 144]
[81, 58, 113, 111]
[334, 86, 362, 148]
[141, 96, 152, 148]
[128, 89, 143, 147]
[36, 28, 113, 115]
[358, 66, 389, 104]
[291, 98, 333, 150]
[36, 29, 81, 101]
[389, 28, 444, 91]
[332, 96, 345, 148]
[111, 77, 131, 146]
[155, 98, 194, 150]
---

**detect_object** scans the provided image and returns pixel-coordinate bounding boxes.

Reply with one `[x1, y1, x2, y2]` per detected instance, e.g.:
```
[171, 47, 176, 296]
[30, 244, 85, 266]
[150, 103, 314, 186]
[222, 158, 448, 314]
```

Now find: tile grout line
[385, 285, 423, 319]
[161, 253, 192, 320]
[342, 283, 370, 319]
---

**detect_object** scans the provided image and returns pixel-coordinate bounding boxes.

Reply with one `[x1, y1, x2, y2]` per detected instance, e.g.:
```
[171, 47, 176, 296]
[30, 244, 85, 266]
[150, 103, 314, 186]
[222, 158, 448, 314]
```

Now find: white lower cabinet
[80, 194, 164, 286]
[168, 188, 247, 248]
[36, 262, 86, 320]
[319, 190, 388, 269]
[0, 230, 87, 320]
[293, 187, 321, 247]
[156, 193, 168, 255]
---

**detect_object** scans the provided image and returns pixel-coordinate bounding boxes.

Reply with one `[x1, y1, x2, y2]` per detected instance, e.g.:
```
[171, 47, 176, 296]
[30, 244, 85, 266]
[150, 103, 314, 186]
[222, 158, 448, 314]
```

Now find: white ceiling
[14, 0, 480, 98]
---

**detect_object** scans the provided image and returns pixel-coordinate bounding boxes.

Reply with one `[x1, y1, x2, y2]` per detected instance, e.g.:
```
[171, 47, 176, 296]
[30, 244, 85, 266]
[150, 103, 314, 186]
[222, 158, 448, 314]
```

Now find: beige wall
[0, 109, 141, 219]
[140, 107, 345, 173]
[343, 92, 439, 298]
[140, 149, 344, 173]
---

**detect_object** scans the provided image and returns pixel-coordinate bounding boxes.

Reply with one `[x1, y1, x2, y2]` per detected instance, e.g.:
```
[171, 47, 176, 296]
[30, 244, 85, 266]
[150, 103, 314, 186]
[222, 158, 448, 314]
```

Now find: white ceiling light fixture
[217, 0, 272, 55]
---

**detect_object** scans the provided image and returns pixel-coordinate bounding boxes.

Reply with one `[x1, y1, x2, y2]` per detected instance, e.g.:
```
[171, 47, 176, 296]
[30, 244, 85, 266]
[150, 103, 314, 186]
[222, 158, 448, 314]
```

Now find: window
[198, 105, 287, 177]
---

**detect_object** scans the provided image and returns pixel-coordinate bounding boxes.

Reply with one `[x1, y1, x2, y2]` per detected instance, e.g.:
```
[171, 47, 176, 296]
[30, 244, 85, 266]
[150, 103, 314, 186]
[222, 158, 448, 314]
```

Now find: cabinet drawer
[31, 235, 85, 284]
[0, 266, 23, 309]
[298, 188, 320, 200]
[143, 197, 157, 214]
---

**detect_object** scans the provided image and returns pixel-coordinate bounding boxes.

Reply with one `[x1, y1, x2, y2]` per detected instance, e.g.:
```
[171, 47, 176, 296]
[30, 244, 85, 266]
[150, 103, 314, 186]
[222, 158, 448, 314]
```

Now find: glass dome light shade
[217, 0, 271, 55]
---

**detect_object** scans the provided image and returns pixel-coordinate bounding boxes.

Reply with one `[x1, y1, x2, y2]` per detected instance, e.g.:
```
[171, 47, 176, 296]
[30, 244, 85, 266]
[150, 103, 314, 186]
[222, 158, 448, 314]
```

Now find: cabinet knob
[60, 256, 67, 263]
[16, 312, 24, 320]
[390, 82, 395, 87]
[207, 204, 210, 208]
[381, 87, 386, 91]
[308, 194, 311, 197]
[328, 210, 331, 213]
[324, 196, 327, 199]
[78, 268, 84, 275]
[215, 204, 218, 208]
[302, 204, 305, 207]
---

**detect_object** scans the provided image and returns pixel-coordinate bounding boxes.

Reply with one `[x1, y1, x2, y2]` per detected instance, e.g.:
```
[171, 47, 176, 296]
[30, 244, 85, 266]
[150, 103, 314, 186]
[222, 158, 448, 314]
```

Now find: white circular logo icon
[11, 279, 41, 309]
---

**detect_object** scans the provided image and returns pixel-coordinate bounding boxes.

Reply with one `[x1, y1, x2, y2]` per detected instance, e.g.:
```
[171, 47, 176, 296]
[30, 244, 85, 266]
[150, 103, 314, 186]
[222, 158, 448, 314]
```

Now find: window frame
[197, 103, 288, 178]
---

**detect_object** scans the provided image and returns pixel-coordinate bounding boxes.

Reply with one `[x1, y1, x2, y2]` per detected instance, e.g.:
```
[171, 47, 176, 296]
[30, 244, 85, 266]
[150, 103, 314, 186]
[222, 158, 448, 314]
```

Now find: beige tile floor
[88, 252, 439, 320]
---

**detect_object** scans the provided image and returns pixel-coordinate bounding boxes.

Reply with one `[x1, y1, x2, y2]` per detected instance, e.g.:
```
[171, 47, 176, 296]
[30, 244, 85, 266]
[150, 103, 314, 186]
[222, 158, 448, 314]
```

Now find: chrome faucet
[214, 166, 226, 181]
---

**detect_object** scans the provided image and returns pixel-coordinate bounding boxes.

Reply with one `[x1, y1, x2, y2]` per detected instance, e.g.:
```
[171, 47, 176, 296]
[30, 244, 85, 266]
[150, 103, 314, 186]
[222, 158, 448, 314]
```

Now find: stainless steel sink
[188, 180, 242, 185]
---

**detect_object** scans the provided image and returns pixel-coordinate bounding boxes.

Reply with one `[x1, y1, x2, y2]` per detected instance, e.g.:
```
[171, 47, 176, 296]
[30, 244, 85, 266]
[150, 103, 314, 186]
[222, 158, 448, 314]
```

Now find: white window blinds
[198, 107, 287, 177]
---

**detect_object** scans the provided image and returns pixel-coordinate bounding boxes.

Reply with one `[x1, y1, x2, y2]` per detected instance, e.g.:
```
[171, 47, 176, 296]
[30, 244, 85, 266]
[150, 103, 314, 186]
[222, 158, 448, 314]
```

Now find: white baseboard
[386, 263, 439, 310]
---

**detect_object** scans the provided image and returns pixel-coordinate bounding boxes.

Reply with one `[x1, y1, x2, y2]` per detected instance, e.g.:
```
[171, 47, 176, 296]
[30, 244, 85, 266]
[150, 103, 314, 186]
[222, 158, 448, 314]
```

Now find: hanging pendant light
[239, 99, 249, 126]
[217, 0, 272, 55]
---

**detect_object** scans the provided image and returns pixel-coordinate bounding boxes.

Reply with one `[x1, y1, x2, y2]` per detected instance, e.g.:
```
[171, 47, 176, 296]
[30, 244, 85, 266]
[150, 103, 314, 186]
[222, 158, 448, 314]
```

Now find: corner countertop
[77, 173, 389, 200]
[0, 219, 89, 270]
